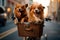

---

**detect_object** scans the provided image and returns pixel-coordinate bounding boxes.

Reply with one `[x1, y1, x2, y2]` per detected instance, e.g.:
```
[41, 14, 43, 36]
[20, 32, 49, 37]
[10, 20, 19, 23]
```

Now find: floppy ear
[25, 4, 28, 8]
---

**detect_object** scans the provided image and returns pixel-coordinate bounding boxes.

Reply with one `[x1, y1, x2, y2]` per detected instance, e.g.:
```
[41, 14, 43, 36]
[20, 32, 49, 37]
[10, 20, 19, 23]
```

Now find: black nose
[19, 9, 23, 12]
[35, 10, 40, 14]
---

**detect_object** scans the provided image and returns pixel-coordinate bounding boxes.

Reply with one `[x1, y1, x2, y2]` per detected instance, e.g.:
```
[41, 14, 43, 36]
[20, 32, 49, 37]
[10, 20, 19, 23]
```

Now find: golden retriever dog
[29, 3, 45, 23]
[14, 4, 28, 23]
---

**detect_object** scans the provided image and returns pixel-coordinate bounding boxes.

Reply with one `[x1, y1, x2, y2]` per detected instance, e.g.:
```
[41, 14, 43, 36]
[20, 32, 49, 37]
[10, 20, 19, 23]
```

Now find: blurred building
[0, 0, 7, 7]
[1, 0, 60, 21]
[48, 0, 60, 21]
[57, 0, 60, 21]
[48, 0, 57, 20]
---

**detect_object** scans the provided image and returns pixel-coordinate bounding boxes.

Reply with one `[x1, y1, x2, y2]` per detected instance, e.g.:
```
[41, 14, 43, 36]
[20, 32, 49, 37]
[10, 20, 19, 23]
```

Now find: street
[0, 20, 16, 33]
[0, 0, 60, 40]
[0, 20, 60, 40]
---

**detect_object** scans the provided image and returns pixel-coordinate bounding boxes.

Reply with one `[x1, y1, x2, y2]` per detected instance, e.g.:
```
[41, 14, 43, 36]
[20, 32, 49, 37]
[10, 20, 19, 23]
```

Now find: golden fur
[28, 3, 45, 23]
[14, 4, 28, 23]
[14, 3, 44, 23]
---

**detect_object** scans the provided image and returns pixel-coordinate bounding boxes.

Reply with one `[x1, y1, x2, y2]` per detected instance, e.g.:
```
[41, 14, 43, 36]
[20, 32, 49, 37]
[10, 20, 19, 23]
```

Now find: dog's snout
[35, 10, 38, 12]
[35, 10, 40, 13]
[19, 9, 23, 12]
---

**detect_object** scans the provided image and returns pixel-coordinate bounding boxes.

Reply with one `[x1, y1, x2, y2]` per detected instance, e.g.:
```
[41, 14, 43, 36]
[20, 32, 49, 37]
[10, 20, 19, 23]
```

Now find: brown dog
[28, 3, 45, 40]
[29, 3, 45, 23]
[14, 4, 28, 23]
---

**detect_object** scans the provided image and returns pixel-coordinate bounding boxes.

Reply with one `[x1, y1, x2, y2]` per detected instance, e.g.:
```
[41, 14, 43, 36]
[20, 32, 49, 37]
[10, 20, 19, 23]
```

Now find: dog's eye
[15, 8, 16, 9]
[16, 8, 19, 11]
[38, 8, 43, 11]
[41, 9, 43, 11]
[32, 7, 35, 9]
[38, 7, 40, 9]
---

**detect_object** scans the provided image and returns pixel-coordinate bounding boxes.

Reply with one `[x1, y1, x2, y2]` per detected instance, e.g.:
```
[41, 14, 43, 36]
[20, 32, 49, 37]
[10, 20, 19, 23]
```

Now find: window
[2, 0, 4, 6]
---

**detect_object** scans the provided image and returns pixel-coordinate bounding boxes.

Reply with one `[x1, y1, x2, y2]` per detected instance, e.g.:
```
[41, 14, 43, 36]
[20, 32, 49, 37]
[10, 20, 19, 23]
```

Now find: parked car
[0, 6, 7, 26]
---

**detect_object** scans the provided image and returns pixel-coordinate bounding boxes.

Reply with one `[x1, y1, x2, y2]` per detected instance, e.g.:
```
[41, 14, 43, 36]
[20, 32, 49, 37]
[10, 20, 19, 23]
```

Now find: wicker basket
[17, 22, 43, 37]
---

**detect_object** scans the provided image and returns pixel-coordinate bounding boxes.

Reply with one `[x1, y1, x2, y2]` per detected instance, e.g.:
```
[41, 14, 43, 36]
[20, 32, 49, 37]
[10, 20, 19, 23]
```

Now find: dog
[27, 3, 45, 40]
[29, 3, 45, 23]
[14, 4, 28, 23]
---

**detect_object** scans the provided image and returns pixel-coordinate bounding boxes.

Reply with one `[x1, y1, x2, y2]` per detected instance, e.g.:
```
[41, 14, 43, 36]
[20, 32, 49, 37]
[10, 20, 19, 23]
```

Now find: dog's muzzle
[34, 9, 41, 14]
[19, 9, 26, 17]
[19, 9, 23, 13]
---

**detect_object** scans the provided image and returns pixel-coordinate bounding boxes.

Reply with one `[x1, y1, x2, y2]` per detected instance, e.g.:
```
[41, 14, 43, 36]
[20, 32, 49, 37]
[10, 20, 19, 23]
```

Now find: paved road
[43, 21, 60, 40]
[0, 20, 16, 33]
[0, 21, 60, 40]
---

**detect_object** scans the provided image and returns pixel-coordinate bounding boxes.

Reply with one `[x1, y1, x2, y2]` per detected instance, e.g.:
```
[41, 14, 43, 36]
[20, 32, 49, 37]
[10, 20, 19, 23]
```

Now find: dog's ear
[29, 5, 33, 11]
[39, 4, 45, 9]
[25, 4, 28, 8]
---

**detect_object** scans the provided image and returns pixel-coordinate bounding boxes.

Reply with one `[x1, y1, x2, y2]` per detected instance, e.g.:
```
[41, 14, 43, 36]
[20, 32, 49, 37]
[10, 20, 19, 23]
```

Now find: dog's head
[29, 3, 45, 22]
[14, 4, 28, 22]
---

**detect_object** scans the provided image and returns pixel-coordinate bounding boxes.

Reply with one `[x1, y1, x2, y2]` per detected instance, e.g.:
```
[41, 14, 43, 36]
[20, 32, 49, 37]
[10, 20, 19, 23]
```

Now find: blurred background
[0, 0, 60, 40]
[0, 0, 60, 21]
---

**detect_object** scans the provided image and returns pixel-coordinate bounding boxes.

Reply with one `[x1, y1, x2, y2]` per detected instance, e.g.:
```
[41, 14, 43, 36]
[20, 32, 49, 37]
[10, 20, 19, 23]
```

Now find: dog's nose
[35, 10, 40, 13]
[19, 9, 23, 12]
